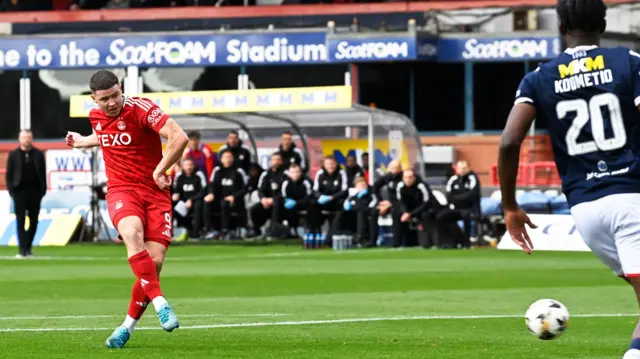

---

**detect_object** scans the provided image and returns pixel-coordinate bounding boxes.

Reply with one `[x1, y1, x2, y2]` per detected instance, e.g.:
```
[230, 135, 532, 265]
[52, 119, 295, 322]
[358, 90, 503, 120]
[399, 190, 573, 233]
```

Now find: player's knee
[152, 257, 164, 274]
[119, 225, 143, 241]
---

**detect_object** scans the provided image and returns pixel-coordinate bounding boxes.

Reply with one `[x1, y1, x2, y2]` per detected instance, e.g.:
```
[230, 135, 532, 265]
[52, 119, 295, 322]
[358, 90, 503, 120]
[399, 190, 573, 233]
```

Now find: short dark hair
[220, 149, 234, 159]
[281, 131, 293, 136]
[228, 130, 239, 137]
[271, 152, 282, 159]
[557, 0, 606, 35]
[89, 70, 120, 93]
[289, 163, 301, 170]
[181, 157, 194, 164]
[187, 131, 201, 140]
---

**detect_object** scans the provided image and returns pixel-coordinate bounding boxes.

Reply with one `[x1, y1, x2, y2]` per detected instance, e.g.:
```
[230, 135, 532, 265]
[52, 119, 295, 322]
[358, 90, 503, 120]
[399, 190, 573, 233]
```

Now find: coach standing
[5, 130, 46, 258]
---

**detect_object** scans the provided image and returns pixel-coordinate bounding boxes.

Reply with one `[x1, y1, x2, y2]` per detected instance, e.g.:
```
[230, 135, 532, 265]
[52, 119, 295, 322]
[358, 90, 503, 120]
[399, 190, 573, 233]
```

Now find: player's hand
[224, 195, 234, 204]
[65, 131, 83, 148]
[504, 208, 537, 255]
[185, 199, 192, 209]
[153, 170, 172, 190]
[400, 212, 411, 223]
[172, 193, 180, 201]
[204, 193, 214, 202]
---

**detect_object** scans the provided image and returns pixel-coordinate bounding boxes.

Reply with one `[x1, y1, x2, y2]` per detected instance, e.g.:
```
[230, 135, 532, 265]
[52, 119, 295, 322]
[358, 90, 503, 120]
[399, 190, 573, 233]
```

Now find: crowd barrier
[489, 162, 561, 187]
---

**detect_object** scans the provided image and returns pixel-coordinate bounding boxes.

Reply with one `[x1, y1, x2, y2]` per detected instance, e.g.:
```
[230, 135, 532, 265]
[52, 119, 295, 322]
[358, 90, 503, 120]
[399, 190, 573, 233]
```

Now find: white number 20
[556, 93, 626, 156]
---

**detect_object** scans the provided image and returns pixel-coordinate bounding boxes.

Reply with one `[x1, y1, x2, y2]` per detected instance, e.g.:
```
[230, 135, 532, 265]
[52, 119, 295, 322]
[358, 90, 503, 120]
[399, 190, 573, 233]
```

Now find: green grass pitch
[0, 244, 636, 358]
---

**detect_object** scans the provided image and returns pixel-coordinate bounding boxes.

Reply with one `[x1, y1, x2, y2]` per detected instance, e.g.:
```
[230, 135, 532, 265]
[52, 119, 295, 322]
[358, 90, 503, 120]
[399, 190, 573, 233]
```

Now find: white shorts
[571, 193, 640, 277]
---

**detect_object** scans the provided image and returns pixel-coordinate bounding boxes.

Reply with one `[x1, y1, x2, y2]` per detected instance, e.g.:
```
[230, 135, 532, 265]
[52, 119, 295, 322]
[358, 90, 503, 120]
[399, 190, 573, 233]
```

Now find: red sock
[127, 279, 150, 320]
[128, 250, 163, 300]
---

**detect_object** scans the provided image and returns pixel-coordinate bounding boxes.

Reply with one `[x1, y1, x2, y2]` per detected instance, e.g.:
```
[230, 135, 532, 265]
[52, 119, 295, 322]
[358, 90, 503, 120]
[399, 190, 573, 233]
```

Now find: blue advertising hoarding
[326, 35, 437, 62]
[437, 36, 561, 62]
[0, 31, 560, 69]
[0, 32, 327, 69]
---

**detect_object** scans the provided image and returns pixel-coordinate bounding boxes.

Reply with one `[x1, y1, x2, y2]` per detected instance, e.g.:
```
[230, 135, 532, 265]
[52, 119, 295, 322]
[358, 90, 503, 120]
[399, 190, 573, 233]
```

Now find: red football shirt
[89, 96, 170, 193]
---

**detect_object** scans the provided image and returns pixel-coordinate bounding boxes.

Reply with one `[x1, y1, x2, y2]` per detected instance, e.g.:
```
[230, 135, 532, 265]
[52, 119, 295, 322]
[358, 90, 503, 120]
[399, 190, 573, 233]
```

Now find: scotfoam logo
[334, 40, 409, 60]
[462, 38, 548, 60]
[226, 38, 326, 64]
[105, 38, 216, 66]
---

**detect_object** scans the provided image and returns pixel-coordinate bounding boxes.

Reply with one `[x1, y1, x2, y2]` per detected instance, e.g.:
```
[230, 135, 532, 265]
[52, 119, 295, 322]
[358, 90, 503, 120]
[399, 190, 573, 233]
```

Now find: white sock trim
[152, 296, 168, 312]
[122, 315, 138, 334]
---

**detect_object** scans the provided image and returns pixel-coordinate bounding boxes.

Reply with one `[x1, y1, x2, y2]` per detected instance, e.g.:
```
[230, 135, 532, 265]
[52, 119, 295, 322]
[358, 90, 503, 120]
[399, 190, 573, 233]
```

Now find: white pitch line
[0, 247, 397, 262]
[0, 313, 287, 321]
[0, 313, 636, 333]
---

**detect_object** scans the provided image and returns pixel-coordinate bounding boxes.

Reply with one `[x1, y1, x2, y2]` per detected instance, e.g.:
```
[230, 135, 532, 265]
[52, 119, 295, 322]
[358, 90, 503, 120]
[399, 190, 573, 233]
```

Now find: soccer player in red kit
[65, 70, 188, 348]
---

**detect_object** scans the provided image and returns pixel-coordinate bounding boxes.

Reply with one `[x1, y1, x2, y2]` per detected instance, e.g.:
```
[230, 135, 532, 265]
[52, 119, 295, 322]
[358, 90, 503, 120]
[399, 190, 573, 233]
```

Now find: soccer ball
[524, 299, 570, 340]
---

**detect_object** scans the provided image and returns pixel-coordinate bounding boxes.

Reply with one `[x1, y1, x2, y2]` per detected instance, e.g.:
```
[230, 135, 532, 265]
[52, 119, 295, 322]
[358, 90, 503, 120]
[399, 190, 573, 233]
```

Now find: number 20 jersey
[515, 45, 640, 207]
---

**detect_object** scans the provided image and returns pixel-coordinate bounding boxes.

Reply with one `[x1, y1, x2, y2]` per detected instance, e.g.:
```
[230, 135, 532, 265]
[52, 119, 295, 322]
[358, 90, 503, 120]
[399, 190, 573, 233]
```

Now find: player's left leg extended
[114, 241, 169, 342]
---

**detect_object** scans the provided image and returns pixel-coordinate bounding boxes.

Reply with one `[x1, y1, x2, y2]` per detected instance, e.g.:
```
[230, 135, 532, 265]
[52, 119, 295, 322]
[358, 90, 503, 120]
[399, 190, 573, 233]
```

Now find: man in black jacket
[344, 155, 364, 188]
[279, 164, 313, 234]
[5, 130, 46, 258]
[249, 153, 286, 237]
[369, 160, 403, 242]
[203, 150, 248, 240]
[436, 160, 481, 248]
[394, 169, 432, 248]
[217, 130, 252, 173]
[172, 158, 207, 241]
[309, 155, 349, 238]
[277, 131, 306, 172]
[333, 177, 377, 246]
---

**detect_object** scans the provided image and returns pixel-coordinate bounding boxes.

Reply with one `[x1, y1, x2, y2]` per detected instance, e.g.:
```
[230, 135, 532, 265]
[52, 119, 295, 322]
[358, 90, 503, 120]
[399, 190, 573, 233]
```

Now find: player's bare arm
[153, 118, 188, 189]
[65, 130, 99, 149]
[498, 103, 538, 254]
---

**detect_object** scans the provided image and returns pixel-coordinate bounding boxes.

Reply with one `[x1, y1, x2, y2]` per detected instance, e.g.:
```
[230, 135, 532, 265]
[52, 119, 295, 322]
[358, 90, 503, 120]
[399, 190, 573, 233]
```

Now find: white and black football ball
[525, 299, 570, 340]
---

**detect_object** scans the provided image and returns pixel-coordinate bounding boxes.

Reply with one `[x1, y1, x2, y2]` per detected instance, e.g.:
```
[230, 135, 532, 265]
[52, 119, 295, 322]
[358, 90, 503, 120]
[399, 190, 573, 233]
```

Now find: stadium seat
[516, 191, 550, 214]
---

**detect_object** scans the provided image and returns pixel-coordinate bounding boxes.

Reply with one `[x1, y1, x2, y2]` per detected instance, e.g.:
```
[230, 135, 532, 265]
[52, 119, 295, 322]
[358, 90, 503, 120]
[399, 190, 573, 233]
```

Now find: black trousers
[332, 208, 377, 245]
[12, 190, 42, 255]
[249, 200, 281, 230]
[204, 200, 246, 232]
[279, 201, 309, 232]
[173, 199, 203, 237]
[307, 200, 341, 235]
[435, 208, 473, 248]
[392, 210, 427, 248]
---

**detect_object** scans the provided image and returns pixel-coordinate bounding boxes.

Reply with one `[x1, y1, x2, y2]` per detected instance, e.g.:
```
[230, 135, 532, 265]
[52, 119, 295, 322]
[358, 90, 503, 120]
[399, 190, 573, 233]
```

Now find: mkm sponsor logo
[558, 55, 605, 79]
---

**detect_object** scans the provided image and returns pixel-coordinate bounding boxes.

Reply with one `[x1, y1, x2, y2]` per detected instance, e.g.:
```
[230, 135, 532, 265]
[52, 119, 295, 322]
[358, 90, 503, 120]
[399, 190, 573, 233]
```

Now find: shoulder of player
[124, 97, 157, 112]
[89, 108, 107, 120]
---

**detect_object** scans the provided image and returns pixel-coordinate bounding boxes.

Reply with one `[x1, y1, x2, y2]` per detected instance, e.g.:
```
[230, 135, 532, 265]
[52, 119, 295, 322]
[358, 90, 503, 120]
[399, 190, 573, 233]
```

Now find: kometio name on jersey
[554, 55, 613, 94]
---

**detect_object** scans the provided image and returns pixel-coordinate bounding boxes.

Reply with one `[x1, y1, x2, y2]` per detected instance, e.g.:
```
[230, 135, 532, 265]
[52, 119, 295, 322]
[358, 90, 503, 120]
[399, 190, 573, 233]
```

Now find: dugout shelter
[69, 85, 425, 184]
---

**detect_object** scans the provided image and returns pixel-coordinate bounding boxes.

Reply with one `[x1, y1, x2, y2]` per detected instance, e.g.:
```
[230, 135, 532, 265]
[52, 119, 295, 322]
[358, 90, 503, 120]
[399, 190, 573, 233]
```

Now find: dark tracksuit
[279, 177, 314, 231]
[344, 165, 365, 188]
[394, 180, 432, 247]
[172, 170, 207, 237]
[436, 171, 481, 248]
[310, 168, 349, 235]
[249, 167, 287, 232]
[277, 143, 306, 172]
[218, 140, 252, 173]
[204, 166, 248, 232]
[333, 189, 378, 245]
